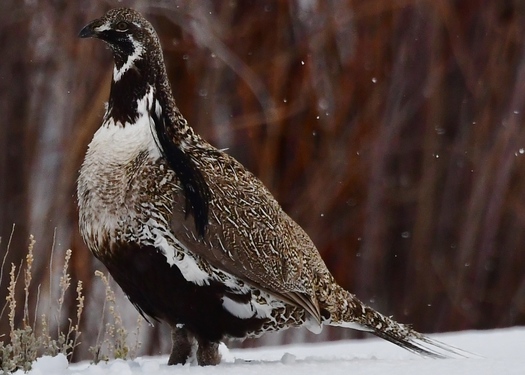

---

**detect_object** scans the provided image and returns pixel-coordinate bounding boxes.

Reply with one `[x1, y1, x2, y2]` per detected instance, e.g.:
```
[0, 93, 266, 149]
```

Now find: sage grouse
[78, 8, 461, 366]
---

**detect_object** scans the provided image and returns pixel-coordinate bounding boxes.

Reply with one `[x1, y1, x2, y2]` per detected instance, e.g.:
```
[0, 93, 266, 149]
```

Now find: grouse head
[79, 8, 163, 82]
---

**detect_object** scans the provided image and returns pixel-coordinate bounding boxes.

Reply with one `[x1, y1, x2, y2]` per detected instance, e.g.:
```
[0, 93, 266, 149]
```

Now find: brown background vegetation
[1, 0, 525, 360]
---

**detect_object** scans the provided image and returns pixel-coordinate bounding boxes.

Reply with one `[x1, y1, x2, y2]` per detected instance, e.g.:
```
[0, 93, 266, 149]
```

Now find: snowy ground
[21, 327, 523, 375]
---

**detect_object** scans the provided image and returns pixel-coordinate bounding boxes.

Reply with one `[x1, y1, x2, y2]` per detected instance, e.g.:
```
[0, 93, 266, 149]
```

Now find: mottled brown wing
[170, 148, 322, 324]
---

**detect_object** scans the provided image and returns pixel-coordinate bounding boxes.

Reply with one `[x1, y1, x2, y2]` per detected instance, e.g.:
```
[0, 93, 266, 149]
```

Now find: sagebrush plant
[0, 230, 143, 373]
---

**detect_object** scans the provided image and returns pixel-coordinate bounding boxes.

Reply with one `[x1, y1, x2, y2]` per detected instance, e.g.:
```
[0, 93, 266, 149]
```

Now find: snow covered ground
[21, 327, 524, 375]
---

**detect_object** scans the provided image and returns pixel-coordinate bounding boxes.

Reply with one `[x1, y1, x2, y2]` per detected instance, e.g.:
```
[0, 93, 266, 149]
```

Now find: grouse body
[77, 8, 462, 366]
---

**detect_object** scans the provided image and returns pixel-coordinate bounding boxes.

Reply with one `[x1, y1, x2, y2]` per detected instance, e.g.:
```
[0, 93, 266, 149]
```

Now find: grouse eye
[115, 21, 129, 31]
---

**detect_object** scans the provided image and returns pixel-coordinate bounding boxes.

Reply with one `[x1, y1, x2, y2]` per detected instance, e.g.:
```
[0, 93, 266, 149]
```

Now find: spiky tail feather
[327, 286, 469, 358]
[359, 303, 468, 358]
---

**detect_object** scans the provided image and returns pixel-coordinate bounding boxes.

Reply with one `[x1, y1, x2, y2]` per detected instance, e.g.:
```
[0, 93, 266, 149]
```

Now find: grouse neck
[106, 55, 156, 127]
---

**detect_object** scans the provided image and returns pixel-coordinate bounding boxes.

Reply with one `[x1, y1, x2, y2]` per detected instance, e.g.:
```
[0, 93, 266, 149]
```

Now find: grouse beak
[78, 21, 99, 39]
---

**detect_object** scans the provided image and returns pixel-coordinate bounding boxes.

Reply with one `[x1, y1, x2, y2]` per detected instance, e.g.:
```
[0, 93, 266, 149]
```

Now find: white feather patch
[113, 38, 144, 82]
[221, 295, 274, 320]
[145, 219, 211, 286]
[94, 23, 111, 32]
[87, 88, 160, 161]
[330, 320, 371, 332]
[222, 297, 256, 319]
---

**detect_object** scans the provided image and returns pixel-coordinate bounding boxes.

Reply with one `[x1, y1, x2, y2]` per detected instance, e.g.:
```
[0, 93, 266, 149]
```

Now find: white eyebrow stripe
[94, 23, 111, 32]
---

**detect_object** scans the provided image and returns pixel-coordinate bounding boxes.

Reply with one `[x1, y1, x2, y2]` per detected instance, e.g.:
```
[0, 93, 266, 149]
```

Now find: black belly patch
[101, 242, 269, 342]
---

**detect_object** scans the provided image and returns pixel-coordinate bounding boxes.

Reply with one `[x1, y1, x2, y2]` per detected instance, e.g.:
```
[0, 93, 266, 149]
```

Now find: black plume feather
[151, 108, 210, 238]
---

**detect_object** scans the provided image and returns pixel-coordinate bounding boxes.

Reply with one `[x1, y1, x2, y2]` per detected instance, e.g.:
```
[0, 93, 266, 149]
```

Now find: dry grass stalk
[88, 270, 142, 364]
[0, 235, 133, 373]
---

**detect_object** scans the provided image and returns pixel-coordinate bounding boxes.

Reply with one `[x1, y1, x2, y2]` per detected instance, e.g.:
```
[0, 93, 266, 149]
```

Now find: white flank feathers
[222, 297, 256, 319]
[145, 219, 211, 286]
[221, 296, 274, 320]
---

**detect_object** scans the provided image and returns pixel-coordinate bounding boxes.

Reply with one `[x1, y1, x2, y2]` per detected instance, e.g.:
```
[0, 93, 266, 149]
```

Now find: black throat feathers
[107, 57, 210, 238]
